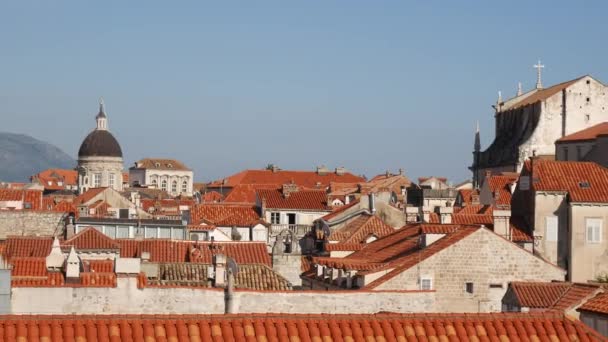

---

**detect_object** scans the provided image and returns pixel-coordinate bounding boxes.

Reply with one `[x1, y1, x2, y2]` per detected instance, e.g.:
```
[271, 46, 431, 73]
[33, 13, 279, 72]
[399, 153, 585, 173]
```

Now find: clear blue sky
[2, 1, 607, 183]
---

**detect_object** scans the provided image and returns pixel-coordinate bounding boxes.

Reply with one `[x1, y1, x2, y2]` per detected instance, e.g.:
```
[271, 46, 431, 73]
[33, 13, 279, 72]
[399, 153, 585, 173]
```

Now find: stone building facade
[77, 100, 124, 194]
[471, 74, 608, 186]
[129, 159, 194, 197]
[372, 228, 565, 312]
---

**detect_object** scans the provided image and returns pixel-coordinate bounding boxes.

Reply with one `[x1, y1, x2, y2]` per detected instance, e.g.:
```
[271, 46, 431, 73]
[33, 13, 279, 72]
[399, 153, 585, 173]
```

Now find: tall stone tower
[77, 99, 124, 194]
[470, 63, 608, 185]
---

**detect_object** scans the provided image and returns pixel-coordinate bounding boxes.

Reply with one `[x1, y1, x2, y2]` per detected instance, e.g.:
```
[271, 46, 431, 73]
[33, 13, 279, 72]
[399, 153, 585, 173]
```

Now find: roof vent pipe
[368, 193, 376, 214]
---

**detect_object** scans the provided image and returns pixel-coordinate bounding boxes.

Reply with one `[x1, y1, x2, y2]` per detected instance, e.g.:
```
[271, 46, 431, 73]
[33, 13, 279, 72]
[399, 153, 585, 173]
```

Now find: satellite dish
[227, 257, 239, 277]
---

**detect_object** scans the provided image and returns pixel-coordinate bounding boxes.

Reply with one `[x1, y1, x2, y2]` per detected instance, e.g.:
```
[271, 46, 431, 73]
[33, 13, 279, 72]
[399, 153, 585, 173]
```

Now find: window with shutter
[586, 218, 603, 244]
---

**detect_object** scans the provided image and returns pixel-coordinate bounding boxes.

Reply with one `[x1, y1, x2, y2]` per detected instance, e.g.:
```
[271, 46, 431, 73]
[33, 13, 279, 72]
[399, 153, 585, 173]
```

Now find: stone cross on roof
[534, 59, 545, 89]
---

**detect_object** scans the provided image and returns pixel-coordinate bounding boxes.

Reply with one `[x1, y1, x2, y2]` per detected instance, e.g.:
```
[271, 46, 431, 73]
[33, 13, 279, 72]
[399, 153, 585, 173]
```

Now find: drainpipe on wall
[224, 269, 235, 314]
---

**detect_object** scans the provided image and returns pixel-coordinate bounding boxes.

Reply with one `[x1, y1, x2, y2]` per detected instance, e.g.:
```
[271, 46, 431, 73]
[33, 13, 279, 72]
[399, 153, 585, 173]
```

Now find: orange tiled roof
[73, 187, 107, 206]
[190, 203, 261, 226]
[486, 174, 517, 206]
[557, 122, 608, 143]
[0, 312, 602, 341]
[85, 259, 114, 273]
[148, 263, 291, 290]
[132, 158, 191, 171]
[551, 283, 602, 312]
[321, 199, 360, 221]
[530, 159, 608, 203]
[209, 169, 365, 188]
[223, 184, 280, 203]
[31, 168, 78, 190]
[4, 236, 53, 259]
[457, 189, 478, 206]
[0, 189, 42, 210]
[502, 77, 583, 111]
[257, 189, 330, 211]
[64, 227, 120, 250]
[510, 282, 601, 311]
[119, 240, 271, 265]
[201, 191, 224, 202]
[329, 214, 395, 244]
[324, 243, 365, 252]
[580, 292, 608, 314]
[510, 282, 572, 308]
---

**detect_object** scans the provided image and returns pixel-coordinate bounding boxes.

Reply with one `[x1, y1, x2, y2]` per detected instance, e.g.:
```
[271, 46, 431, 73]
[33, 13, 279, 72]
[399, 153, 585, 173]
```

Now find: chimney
[439, 207, 453, 224]
[316, 165, 329, 176]
[65, 219, 76, 239]
[335, 167, 346, 176]
[368, 193, 376, 214]
[46, 237, 65, 270]
[141, 251, 150, 262]
[282, 182, 299, 198]
[471, 192, 480, 205]
[65, 247, 80, 279]
[214, 254, 227, 287]
[224, 267, 235, 314]
[493, 208, 512, 240]
[419, 206, 431, 223]
[405, 207, 419, 223]
[271, 164, 280, 173]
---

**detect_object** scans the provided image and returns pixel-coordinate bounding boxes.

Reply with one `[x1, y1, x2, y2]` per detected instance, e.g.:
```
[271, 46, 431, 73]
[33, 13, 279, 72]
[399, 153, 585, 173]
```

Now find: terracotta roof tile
[0, 312, 601, 341]
[501, 77, 583, 111]
[580, 292, 608, 314]
[329, 214, 395, 244]
[31, 169, 78, 190]
[64, 227, 120, 250]
[84, 259, 114, 273]
[201, 191, 224, 202]
[0, 189, 42, 210]
[510, 282, 571, 308]
[324, 243, 365, 252]
[190, 203, 261, 226]
[557, 122, 608, 143]
[73, 187, 108, 206]
[148, 263, 291, 290]
[530, 160, 608, 203]
[257, 189, 330, 211]
[4, 237, 53, 259]
[486, 174, 517, 206]
[223, 184, 280, 203]
[321, 199, 360, 221]
[510, 282, 601, 311]
[132, 158, 191, 171]
[208, 169, 365, 189]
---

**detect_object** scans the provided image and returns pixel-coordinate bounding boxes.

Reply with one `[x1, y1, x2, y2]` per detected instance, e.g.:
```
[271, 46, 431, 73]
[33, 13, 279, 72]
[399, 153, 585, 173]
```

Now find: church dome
[78, 130, 123, 158]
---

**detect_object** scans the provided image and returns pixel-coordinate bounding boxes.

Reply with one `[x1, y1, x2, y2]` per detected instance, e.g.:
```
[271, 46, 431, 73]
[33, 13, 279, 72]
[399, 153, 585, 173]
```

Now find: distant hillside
[0, 132, 75, 182]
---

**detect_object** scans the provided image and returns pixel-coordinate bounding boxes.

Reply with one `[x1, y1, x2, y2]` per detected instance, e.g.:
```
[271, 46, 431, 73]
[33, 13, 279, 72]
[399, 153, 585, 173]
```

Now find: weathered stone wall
[569, 204, 608, 282]
[374, 228, 565, 312]
[0, 211, 65, 239]
[10, 278, 435, 314]
[272, 254, 303, 288]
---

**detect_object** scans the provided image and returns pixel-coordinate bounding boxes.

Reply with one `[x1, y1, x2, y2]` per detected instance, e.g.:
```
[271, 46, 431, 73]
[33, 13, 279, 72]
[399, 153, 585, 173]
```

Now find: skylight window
[579, 181, 591, 189]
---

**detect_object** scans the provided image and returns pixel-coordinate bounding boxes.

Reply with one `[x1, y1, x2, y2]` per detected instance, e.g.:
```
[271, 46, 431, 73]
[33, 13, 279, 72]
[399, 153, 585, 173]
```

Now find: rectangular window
[105, 226, 116, 239]
[271, 212, 280, 224]
[586, 218, 603, 244]
[465, 282, 474, 294]
[159, 227, 171, 239]
[93, 173, 102, 188]
[116, 226, 129, 239]
[172, 228, 184, 240]
[109, 173, 115, 188]
[420, 277, 432, 290]
[545, 216, 559, 242]
[563, 147, 569, 160]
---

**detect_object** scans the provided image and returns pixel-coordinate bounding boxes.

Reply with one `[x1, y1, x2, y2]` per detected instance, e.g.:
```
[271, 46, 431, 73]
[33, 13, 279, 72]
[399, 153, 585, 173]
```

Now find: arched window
[151, 179, 157, 188]
[84, 176, 88, 185]
[171, 180, 177, 194]
[161, 179, 167, 191]
[182, 180, 188, 194]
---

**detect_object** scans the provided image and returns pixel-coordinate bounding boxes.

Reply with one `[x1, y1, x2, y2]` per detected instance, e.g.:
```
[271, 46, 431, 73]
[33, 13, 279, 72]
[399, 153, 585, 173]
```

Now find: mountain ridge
[0, 132, 75, 182]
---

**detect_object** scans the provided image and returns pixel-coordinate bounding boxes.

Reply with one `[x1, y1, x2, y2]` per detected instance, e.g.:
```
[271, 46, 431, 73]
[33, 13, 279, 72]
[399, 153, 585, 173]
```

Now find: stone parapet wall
[0, 211, 65, 239]
[9, 278, 435, 314]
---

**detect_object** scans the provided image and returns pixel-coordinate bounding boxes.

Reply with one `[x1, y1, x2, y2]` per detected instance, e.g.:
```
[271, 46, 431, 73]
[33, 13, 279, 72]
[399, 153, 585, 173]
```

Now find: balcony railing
[270, 224, 312, 237]
[422, 189, 457, 199]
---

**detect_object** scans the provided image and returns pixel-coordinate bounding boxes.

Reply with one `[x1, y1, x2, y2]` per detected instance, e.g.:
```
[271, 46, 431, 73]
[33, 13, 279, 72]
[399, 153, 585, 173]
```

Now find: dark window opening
[465, 282, 474, 294]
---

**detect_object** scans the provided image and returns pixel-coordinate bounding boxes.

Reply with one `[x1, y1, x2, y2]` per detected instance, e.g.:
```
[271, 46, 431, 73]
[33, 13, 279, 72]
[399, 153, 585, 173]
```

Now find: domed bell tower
[77, 99, 124, 194]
